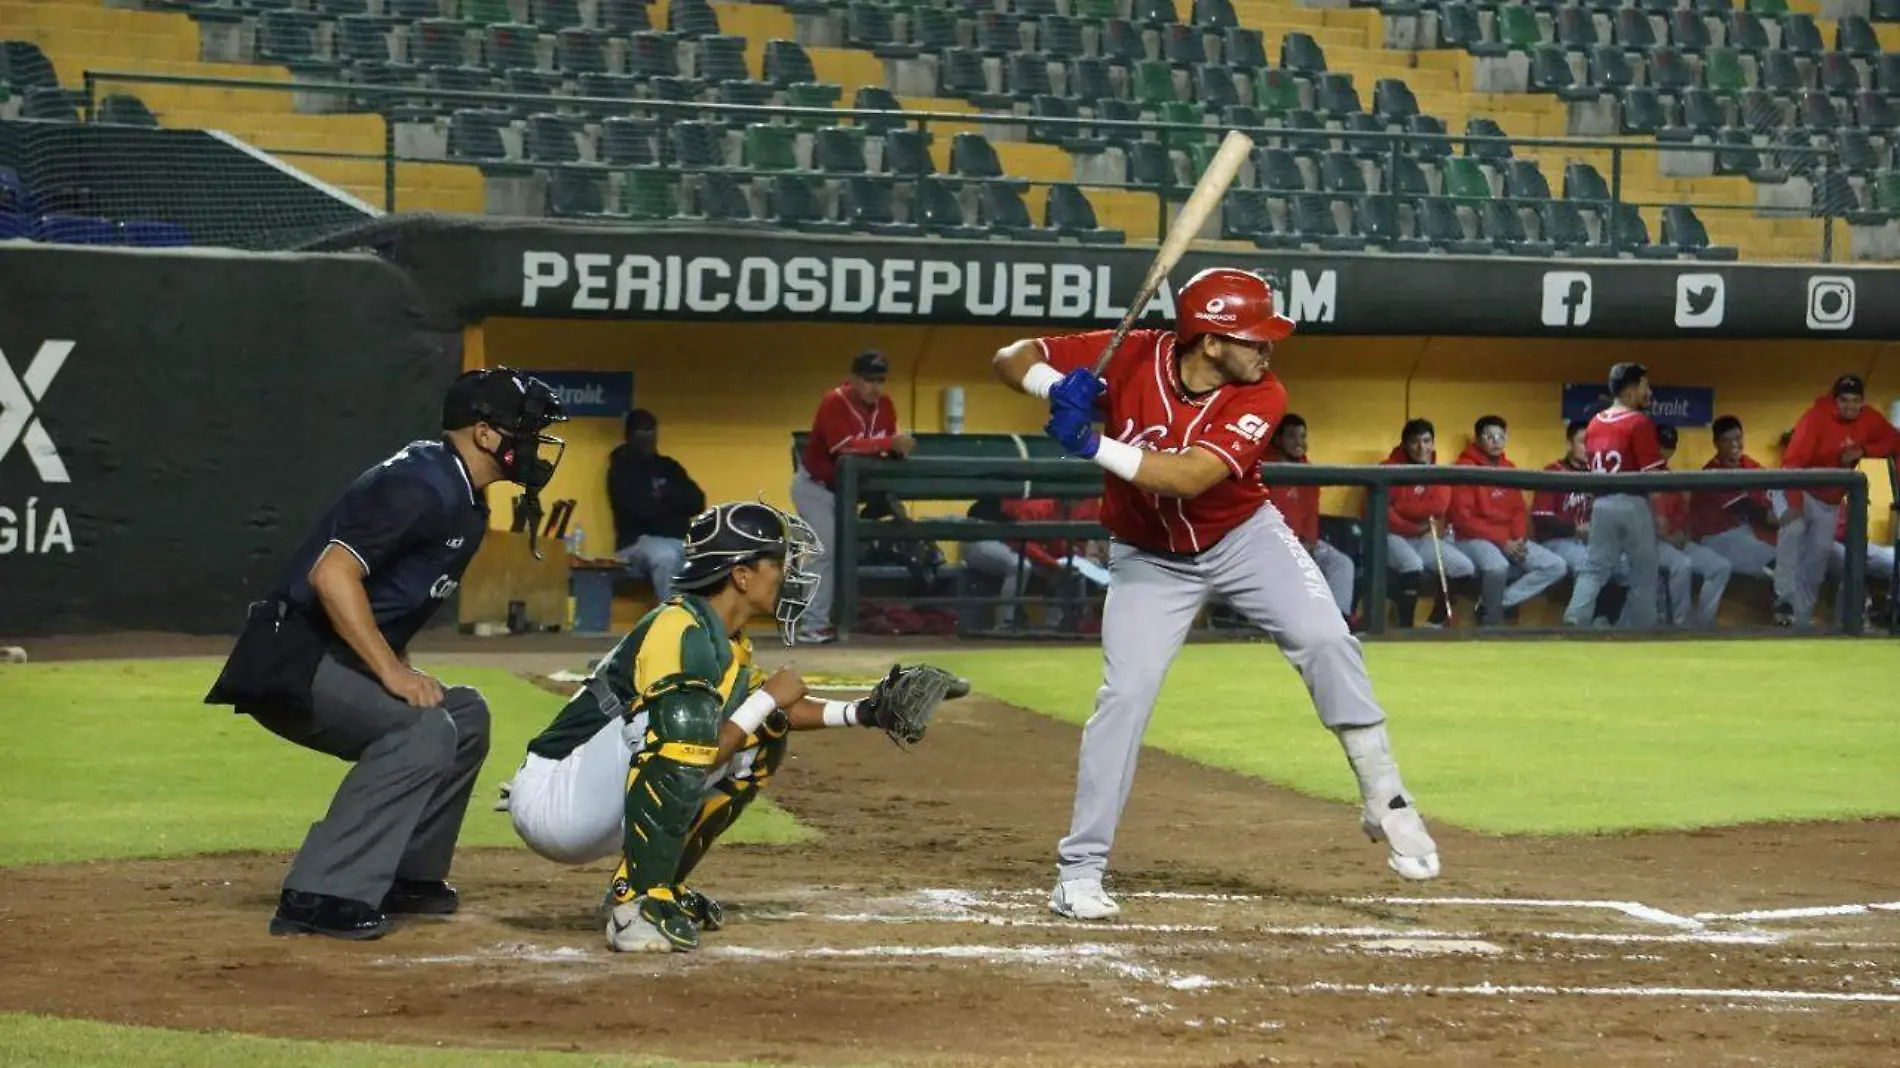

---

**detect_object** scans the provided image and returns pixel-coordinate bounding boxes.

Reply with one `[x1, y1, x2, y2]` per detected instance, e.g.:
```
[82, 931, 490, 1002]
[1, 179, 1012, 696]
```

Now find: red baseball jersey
[1688, 454, 1774, 540]
[1037, 328, 1285, 554]
[799, 382, 899, 488]
[1530, 460, 1593, 532]
[1262, 446, 1318, 543]
[1583, 408, 1664, 477]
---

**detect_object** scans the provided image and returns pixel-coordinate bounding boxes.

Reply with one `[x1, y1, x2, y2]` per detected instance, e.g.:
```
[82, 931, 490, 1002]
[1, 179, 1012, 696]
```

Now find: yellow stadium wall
[473, 319, 1900, 553]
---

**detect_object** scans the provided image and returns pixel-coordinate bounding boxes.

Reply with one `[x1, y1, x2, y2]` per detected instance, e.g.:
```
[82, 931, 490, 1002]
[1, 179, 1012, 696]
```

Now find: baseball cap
[1832, 373, 1866, 397]
[851, 351, 889, 378]
[443, 367, 558, 431]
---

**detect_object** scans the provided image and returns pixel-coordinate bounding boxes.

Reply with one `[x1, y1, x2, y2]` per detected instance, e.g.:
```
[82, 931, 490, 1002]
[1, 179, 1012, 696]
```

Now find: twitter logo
[1675, 274, 1725, 328]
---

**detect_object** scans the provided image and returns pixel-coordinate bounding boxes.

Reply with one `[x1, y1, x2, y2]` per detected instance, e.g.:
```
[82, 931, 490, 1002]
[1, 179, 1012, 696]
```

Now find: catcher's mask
[444, 367, 569, 557]
[672, 501, 823, 645]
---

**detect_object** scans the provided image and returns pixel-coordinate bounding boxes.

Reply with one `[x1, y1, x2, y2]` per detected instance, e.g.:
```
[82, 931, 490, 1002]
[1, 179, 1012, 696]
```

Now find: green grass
[929, 640, 1900, 836]
[0, 1013, 844, 1068]
[0, 659, 813, 868]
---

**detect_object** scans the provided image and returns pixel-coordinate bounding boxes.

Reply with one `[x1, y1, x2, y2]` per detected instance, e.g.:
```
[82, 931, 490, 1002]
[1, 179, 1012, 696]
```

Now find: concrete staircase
[0, 0, 483, 213]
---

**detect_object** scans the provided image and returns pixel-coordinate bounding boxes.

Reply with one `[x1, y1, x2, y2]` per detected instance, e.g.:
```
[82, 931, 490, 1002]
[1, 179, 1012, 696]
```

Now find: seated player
[962, 494, 1106, 630]
[1376, 419, 1472, 627]
[1688, 416, 1779, 582]
[1449, 415, 1565, 625]
[1652, 424, 1733, 628]
[1263, 415, 1356, 623]
[1826, 505, 1895, 627]
[504, 501, 965, 953]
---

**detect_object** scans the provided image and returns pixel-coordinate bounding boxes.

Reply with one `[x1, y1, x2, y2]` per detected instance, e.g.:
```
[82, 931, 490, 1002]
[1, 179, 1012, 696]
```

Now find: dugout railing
[830, 454, 1879, 639]
[75, 69, 1857, 262]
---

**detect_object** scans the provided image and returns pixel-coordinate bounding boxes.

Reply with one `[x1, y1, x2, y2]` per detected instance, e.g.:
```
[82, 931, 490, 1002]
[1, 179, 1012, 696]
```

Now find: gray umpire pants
[1563, 495, 1658, 628]
[250, 655, 490, 906]
[1057, 505, 1384, 882]
[790, 466, 836, 634]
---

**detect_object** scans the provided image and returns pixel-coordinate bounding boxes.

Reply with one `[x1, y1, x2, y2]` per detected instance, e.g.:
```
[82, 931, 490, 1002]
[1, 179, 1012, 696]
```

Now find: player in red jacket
[1263, 415, 1355, 619]
[1689, 415, 1778, 582]
[788, 351, 916, 644]
[1652, 424, 1733, 628]
[1449, 415, 1565, 625]
[1374, 419, 1473, 627]
[1772, 374, 1900, 627]
[962, 496, 1105, 629]
[1562, 362, 1664, 628]
[993, 268, 1439, 922]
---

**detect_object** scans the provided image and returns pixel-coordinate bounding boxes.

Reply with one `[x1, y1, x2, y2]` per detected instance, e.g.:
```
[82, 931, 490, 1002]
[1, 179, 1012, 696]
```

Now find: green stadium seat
[1702, 48, 1746, 96]
[1441, 156, 1492, 200]
[618, 172, 679, 220]
[743, 124, 801, 171]
[461, 0, 511, 25]
[1495, 5, 1544, 51]
[1134, 60, 1178, 105]
[1046, 184, 1126, 243]
[1874, 171, 1900, 214]
[1159, 100, 1206, 146]
[1255, 68, 1300, 113]
[1074, 0, 1119, 19]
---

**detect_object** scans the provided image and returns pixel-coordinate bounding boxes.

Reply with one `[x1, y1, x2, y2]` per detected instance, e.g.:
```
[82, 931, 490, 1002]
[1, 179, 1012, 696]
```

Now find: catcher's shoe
[676, 886, 725, 932]
[1363, 796, 1441, 881]
[493, 780, 511, 812]
[1049, 876, 1121, 921]
[605, 892, 700, 953]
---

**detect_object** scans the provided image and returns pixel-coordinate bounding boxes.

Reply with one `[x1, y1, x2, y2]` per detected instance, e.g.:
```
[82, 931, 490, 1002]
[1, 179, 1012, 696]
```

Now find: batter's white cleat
[1049, 877, 1122, 921]
[1363, 797, 1442, 881]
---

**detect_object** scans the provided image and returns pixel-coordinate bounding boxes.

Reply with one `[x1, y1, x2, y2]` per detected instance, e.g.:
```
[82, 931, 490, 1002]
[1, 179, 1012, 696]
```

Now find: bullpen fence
[830, 454, 1885, 640]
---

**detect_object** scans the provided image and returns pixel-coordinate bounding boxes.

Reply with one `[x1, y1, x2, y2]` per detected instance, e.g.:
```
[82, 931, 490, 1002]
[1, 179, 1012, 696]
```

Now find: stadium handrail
[832, 455, 1874, 638]
[80, 69, 1853, 260]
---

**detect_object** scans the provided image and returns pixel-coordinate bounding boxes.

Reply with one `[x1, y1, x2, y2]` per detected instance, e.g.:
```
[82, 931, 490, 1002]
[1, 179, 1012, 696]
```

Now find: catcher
[504, 500, 968, 953]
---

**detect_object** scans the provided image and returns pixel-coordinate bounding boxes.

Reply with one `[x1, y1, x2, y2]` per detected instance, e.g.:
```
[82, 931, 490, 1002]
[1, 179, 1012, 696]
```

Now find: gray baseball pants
[1056, 505, 1386, 882]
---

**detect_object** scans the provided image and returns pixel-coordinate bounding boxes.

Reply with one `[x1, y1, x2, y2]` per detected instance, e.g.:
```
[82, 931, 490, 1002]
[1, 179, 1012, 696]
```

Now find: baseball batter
[992, 268, 1441, 922]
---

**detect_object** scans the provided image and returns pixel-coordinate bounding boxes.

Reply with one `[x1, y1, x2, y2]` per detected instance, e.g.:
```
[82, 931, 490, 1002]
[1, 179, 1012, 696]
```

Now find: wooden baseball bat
[1091, 129, 1257, 377]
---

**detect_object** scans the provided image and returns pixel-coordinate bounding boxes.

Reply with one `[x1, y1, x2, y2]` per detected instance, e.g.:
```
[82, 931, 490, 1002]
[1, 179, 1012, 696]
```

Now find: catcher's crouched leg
[674, 715, 791, 932]
[606, 682, 721, 954]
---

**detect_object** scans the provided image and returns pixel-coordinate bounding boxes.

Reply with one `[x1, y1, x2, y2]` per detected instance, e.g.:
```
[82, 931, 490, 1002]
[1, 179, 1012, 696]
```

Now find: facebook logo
[1541, 271, 1592, 328]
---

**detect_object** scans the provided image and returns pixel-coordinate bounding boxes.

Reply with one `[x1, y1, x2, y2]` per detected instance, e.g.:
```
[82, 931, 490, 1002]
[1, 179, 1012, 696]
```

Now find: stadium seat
[1587, 45, 1635, 94]
[1874, 0, 1900, 19]
[1530, 45, 1593, 99]
[1070, 57, 1116, 106]
[530, 0, 582, 32]
[696, 35, 754, 85]
[1613, 9, 1656, 50]
[1407, 115, 1452, 160]
[1355, 197, 1422, 253]
[483, 23, 540, 72]
[1037, 16, 1085, 60]
[670, 121, 726, 168]
[851, 87, 907, 134]
[1132, 0, 1182, 28]
[977, 12, 1022, 55]
[668, 0, 722, 37]
[1388, 155, 1431, 197]
[1280, 32, 1328, 75]
[1482, 199, 1554, 255]
[1277, 108, 1329, 156]
[35, 214, 117, 245]
[1292, 193, 1366, 251]
[621, 171, 681, 219]
[1442, 156, 1492, 200]
[1495, 5, 1545, 51]
[22, 87, 77, 122]
[939, 49, 990, 99]
[1044, 184, 1125, 243]
[337, 15, 395, 65]
[1621, 88, 1666, 134]
[599, 0, 652, 34]
[119, 220, 190, 247]
[1031, 96, 1097, 150]
[1835, 128, 1879, 174]
[625, 32, 679, 78]
[548, 169, 608, 216]
[1820, 53, 1862, 97]
[1160, 24, 1205, 67]
[765, 40, 838, 103]
[911, 7, 959, 51]
[973, 184, 1055, 241]
[1221, 189, 1281, 246]
[772, 174, 847, 232]
[598, 117, 660, 165]
[1158, 100, 1206, 147]
[257, 11, 322, 63]
[1543, 200, 1605, 256]
[97, 93, 158, 127]
[846, 3, 903, 52]
[1315, 72, 1361, 116]
[1223, 103, 1262, 131]
[916, 177, 990, 239]
[1100, 19, 1146, 65]
[1015, 0, 1061, 18]
[1855, 91, 1897, 131]
[461, 0, 512, 25]
[578, 72, 639, 99]
[526, 113, 582, 162]
[1132, 60, 1177, 105]
[1759, 50, 1803, 96]
[1702, 48, 1747, 96]
[1673, 88, 1726, 133]
[1505, 158, 1552, 201]
[316, 0, 370, 13]
[698, 172, 754, 221]
[447, 108, 511, 160]
[1725, 12, 1770, 53]
[1318, 150, 1364, 196]
[839, 176, 922, 237]
[1667, 10, 1711, 52]
[1006, 54, 1055, 100]
[1737, 88, 1785, 134]
[1563, 161, 1611, 204]
[410, 20, 471, 69]
[1192, 0, 1238, 30]
[1128, 140, 1180, 187]
[1255, 146, 1306, 193]
[1422, 197, 1492, 254]
[1224, 28, 1267, 69]
[1713, 127, 1781, 180]
[1778, 13, 1824, 57]
[1255, 69, 1300, 113]
[882, 129, 936, 176]
[1648, 49, 1694, 95]
[1373, 78, 1419, 125]
[388, 0, 439, 20]
[0, 42, 58, 92]
[741, 123, 799, 171]
[1439, 4, 1489, 54]
[1555, 6, 1598, 52]
[1799, 90, 1841, 131]
[1463, 117, 1514, 161]
[555, 29, 606, 74]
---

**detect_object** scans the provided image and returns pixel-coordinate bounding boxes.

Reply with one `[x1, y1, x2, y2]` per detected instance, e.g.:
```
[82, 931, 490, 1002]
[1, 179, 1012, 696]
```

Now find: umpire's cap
[443, 367, 564, 432]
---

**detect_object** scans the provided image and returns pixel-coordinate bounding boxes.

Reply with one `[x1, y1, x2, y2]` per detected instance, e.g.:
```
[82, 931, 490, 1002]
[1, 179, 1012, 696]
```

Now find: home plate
[1353, 938, 1504, 956]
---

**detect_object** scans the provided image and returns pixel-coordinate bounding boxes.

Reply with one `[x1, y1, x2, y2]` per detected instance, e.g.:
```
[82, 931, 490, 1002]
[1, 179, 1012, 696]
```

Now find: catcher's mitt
[859, 663, 971, 749]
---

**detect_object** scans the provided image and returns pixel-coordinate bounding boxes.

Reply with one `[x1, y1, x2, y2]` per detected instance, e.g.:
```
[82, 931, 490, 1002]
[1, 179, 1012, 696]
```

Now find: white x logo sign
[0, 340, 74, 484]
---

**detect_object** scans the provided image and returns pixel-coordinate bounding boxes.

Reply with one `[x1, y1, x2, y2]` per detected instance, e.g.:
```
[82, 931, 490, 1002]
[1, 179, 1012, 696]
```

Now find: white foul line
[1693, 902, 1900, 923]
[1287, 981, 1900, 1005]
[1357, 896, 1704, 930]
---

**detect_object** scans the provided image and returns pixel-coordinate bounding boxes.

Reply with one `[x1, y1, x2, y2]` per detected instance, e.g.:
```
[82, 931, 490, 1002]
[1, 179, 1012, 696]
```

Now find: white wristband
[1092, 436, 1143, 481]
[729, 688, 777, 736]
[821, 699, 859, 728]
[1022, 362, 1064, 400]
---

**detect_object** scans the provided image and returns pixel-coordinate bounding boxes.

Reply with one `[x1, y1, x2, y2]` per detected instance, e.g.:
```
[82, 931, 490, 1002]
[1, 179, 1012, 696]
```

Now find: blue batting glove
[1045, 402, 1101, 458]
[1049, 368, 1104, 412]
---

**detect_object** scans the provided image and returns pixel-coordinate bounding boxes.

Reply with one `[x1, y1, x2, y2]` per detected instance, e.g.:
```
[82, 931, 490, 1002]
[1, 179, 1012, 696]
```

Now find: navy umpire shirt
[277, 437, 490, 672]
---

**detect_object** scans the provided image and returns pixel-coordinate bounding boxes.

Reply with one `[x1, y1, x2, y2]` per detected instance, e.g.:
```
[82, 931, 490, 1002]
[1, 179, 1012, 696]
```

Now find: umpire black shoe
[381, 879, 459, 916]
[269, 890, 391, 941]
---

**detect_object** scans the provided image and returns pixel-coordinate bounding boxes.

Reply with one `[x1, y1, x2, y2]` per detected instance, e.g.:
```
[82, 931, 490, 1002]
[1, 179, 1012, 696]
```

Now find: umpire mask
[445, 368, 569, 557]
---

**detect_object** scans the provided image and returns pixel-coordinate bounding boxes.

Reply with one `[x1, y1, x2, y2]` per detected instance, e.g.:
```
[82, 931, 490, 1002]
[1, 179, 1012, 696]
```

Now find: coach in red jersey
[1771, 374, 1900, 627]
[1561, 362, 1664, 629]
[992, 268, 1440, 924]
[789, 351, 916, 644]
[1689, 415, 1779, 582]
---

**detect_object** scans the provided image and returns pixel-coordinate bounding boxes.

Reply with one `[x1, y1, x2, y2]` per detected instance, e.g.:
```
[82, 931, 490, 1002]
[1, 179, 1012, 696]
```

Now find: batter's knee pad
[613, 679, 722, 904]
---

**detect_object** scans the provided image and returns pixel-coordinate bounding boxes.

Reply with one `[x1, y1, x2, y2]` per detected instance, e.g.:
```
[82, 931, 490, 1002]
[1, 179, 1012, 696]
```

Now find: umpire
[207, 367, 566, 940]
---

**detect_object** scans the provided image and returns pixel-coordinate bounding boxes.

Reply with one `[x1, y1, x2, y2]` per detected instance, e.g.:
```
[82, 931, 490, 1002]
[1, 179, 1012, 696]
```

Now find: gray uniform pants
[249, 655, 490, 906]
[1774, 496, 1840, 624]
[1658, 540, 1733, 628]
[1563, 495, 1658, 628]
[789, 467, 836, 635]
[1700, 525, 1777, 580]
[1387, 532, 1475, 582]
[1456, 538, 1566, 622]
[1056, 506, 1385, 882]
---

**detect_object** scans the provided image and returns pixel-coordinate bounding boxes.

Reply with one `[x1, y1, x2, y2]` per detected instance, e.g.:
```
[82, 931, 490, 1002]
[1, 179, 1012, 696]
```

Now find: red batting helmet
[1175, 268, 1296, 347]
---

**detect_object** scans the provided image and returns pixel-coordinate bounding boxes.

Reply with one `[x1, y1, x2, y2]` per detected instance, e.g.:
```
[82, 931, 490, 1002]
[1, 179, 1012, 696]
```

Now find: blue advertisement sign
[1562, 383, 1714, 426]
[524, 371, 633, 418]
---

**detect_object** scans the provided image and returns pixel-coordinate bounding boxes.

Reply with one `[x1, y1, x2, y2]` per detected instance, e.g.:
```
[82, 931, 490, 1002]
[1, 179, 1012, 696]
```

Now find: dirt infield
[3, 641, 1898, 1066]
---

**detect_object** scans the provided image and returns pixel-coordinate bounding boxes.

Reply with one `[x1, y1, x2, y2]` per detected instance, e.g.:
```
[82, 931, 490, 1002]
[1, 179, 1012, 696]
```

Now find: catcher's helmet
[1175, 268, 1296, 348]
[672, 501, 824, 645]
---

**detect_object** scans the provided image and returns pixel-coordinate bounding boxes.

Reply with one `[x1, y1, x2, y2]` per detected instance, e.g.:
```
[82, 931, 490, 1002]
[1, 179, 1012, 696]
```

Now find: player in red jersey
[1562, 362, 1664, 628]
[1772, 374, 1900, 627]
[992, 268, 1440, 923]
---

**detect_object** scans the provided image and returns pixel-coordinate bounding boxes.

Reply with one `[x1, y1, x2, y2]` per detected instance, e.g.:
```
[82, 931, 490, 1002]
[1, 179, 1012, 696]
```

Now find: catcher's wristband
[730, 688, 778, 736]
[821, 699, 862, 728]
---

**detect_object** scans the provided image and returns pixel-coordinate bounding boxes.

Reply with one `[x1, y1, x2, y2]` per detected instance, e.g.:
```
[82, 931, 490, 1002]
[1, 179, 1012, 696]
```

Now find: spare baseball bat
[1092, 128, 1257, 376]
